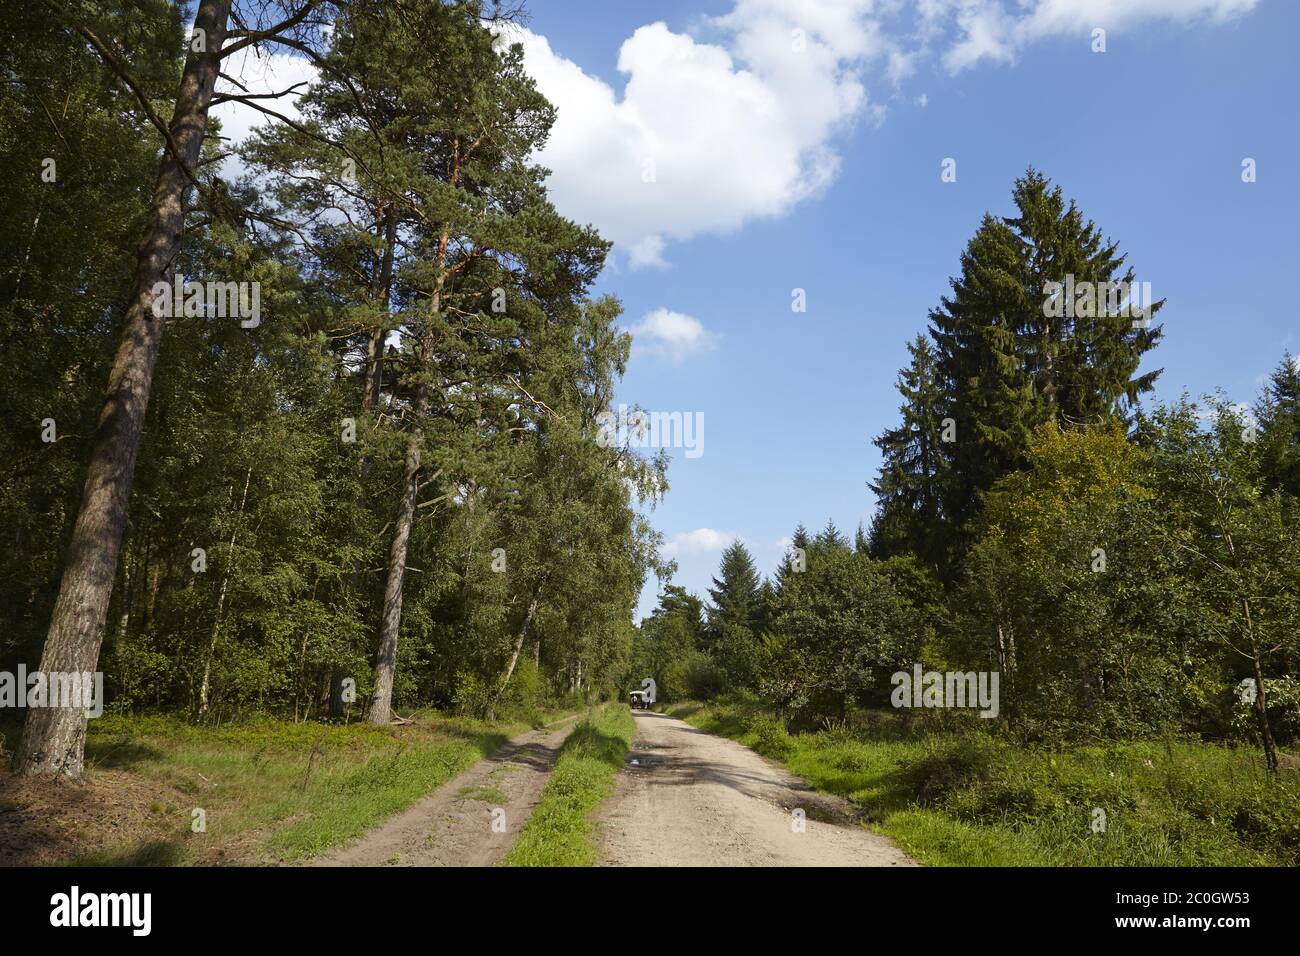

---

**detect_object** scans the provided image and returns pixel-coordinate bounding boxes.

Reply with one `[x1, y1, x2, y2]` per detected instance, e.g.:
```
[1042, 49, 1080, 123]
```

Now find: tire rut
[313, 716, 579, 867]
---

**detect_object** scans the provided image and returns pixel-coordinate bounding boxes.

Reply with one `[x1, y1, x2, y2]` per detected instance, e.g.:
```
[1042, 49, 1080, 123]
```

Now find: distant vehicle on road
[629, 677, 656, 710]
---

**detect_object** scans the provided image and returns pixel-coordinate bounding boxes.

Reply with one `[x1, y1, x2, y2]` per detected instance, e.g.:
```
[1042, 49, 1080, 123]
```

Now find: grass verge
[499, 704, 634, 867]
[668, 698, 1300, 867]
[0, 708, 571, 866]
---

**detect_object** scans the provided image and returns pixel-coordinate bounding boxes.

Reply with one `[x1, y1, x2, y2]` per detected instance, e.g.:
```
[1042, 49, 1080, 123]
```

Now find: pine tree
[869, 334, 948, 570]
[1256, 352, 1300, 498]
[339, 1, 608, 723]
[1007, 169, 1163, 422]
[920, 169, 1163, 569]
[14, 0, 240, 778]
[704, 541, 762, 642]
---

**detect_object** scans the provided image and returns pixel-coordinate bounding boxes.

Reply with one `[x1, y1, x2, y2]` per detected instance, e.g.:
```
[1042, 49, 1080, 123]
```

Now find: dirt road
[313, 717, 577, 867]
[598, 711, 917, 867]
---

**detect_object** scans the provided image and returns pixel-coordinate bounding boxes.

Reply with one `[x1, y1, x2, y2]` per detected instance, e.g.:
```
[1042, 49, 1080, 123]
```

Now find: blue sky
[506, 0, 1300, 620]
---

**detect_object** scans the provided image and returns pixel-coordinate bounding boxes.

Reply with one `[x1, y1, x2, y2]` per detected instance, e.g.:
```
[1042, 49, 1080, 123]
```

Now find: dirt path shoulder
[314, 716, 578, 867]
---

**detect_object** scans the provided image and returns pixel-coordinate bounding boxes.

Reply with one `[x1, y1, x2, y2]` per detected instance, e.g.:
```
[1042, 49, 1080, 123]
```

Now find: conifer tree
[1256, 352, 1300, 498]
[881, 169, 1164, 575]
[704, 541, 762, 641]
[869, 334, 948, 570]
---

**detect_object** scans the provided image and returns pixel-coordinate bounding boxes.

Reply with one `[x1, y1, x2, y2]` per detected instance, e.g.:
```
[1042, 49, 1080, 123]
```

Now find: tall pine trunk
[368, 209, 452, 725]
[14, 0, 231, 778]
[368, 404, 424, 725]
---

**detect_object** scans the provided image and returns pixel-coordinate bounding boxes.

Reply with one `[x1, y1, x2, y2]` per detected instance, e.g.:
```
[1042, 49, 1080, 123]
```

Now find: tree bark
[1250, 653, 1279, 774]
[362, 203, 398, 408]
[368, 183, 456, 723]
[368, 407, 424, 725]
[486, 589, 542, 722]
[14, 0, 232, 778]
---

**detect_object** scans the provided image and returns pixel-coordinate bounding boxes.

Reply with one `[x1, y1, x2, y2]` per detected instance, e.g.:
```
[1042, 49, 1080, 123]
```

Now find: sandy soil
[597, 711, 917, 867]
[313, 717, 577, 867]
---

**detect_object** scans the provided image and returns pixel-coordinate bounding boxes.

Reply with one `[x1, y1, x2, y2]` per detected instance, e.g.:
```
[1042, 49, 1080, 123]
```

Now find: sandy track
[598, 711, 917, 867]
[313, 717, 577, 867]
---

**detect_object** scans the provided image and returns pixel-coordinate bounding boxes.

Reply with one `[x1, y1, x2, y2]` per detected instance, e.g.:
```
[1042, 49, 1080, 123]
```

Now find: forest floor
[0, 709, 571, 866]
[596, 710, 917, 866]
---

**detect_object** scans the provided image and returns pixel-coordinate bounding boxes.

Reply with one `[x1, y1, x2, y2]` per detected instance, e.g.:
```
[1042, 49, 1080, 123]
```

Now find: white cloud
[211, 48, 317, 176]
[510, 0, 1257, 264]
[661, 528, 740, 558]
[510, 5, 884, 268]
[925, 0, 1259, 74]
[629, 308, 717, 361]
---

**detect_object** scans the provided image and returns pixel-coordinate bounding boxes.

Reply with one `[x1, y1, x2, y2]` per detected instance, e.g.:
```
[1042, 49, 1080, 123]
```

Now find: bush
[1230, 676, 1300, 745]
[748, 713, 794, 759]
[897, 733, 1005, 804]
[683, 652, 726, 701]
[452, 671, 492, 718]
[500, 659, 551, 722]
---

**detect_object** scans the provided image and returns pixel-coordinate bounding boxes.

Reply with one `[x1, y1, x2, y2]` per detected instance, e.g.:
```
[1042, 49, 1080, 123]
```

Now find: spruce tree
[869, 334, 948, 570]
[813, 519, 849, 551]
[895, 169, 1164, 572]
[928, 211, 1041, 537]
[1007, 169, 1163, 422]
[1256, 352, 1300, 498]
[705, 541, 762, 638]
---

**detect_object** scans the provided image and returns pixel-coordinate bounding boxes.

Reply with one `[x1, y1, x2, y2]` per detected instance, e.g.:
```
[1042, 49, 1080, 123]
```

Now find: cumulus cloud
[511, 4, 884, 268]
[628, 308, 717, 361]
[661, 528, 740, 557]
[509, 0, 1257, 265]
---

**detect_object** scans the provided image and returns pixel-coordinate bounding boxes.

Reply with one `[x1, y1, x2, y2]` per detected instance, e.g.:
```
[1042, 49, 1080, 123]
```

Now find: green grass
[500, 704, 634, 867]
[458, 782, 511, 805]
[29, 708, 572, 865]
[669, 699, 1300, 867]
